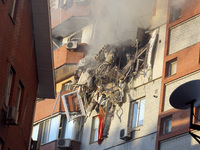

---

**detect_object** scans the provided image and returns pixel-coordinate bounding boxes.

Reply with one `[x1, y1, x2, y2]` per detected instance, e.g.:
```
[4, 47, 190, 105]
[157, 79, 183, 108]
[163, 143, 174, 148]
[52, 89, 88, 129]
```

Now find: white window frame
[4, 67, 14, 106]
[41, 115, 61, 145]
[61, 91, 85, 122]
[129, 99, 145, 129]
[90, 116, 99, 143]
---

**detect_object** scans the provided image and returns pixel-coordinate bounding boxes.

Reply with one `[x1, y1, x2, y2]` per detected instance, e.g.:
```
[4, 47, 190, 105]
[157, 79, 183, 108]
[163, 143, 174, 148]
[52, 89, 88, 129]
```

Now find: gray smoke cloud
[89, 0, 155, 53]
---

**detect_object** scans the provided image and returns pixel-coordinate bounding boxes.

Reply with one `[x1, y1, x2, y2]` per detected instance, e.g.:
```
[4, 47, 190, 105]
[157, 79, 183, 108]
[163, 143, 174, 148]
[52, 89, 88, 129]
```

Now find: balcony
[51, 0, 91, 38]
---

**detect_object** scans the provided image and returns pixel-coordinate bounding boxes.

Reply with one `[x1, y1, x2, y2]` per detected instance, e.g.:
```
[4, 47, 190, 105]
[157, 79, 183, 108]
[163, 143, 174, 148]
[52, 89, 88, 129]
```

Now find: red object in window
[98, 106, 105, 144]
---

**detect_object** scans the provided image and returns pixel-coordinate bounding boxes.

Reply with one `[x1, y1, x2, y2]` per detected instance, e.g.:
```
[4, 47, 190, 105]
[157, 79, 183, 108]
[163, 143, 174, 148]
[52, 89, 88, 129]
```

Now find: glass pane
[64, 120, 74, 139]
[91, 116, 99, 142]
[32, 124, 40, 141]
[138, 100, 145, 126]
[132, 103, 138, 128]
[171, 61, 177, 75]
[48, 116, 60, 142]
[41, 120, 50, 144]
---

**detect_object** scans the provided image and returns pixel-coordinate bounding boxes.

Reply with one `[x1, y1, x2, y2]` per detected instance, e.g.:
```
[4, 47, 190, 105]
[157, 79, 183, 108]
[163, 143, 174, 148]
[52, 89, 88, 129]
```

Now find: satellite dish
[169, 80, 200, 109]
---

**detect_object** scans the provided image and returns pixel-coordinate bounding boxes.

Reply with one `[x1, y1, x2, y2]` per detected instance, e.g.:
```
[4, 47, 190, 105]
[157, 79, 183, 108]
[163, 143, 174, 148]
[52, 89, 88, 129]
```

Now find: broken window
[61, 91, 85, 121]
[90, 116, 99, 143]
[161, 116, 172, 135]
[170, 0, 181, 23]
[166, 59, 177, 77]
[129, 99, 145, 128]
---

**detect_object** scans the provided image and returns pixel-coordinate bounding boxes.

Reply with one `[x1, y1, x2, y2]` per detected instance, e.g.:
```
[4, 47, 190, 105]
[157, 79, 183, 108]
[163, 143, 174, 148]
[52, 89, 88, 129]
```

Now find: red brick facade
[156, 0, 200, 149]
[0, 1, 52, 150]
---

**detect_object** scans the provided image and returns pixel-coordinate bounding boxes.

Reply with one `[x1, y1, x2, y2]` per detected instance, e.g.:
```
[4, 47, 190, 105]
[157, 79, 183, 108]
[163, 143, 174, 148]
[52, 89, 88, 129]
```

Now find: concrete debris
[67, 28, 158, 143]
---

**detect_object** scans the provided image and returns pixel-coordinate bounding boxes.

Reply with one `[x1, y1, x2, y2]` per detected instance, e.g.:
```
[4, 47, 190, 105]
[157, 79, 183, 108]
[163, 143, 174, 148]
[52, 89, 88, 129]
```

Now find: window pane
[138, 100, 145, 126]
[16, 83, 22, 110]
[131, 102, 138, 128]
[32, 124, 40, 141]
[41, 120, 50, 144]
[64, 120, 74, 139]
[171, 61, 177, 75]
[91, 116, 99, 143]
[48, 116, 60, 142]
[163, 116, 172, 134]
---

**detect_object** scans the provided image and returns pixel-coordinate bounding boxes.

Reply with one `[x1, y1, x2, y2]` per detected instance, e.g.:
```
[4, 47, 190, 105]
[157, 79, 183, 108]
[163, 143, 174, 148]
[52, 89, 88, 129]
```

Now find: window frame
[129, 98, 145, 129]
[16, 81, 23, 111]
[4, 66, 15, 107]
[90, 115, 99, 144]
[9, 0, 17, 23]
[161, 115, 172, 135]
[40, 115, 61, 145]
[61, 91, 86, 122]
[166, 59, 177, 77]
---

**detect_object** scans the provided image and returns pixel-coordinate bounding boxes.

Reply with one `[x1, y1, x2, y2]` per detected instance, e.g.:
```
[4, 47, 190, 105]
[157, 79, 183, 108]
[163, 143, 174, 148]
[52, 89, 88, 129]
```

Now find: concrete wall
[160, 132, 200, 150]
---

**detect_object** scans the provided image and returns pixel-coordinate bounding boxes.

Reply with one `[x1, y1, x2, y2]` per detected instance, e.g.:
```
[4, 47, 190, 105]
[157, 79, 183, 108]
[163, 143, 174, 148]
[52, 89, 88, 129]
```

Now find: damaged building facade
[32, 0, 200, 150]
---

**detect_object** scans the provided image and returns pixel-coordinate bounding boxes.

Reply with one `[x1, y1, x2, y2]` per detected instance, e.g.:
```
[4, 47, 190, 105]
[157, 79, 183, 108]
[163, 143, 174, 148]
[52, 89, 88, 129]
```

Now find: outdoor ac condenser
[120, 127, 131, 141]
[66, 41, 77, 49]
[57, 139, 71, 148]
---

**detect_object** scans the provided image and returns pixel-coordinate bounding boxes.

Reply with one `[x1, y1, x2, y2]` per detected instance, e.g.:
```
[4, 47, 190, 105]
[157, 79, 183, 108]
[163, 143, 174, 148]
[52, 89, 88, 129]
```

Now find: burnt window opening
[166, 59, 177, 77]
[170, 3, 181, 23]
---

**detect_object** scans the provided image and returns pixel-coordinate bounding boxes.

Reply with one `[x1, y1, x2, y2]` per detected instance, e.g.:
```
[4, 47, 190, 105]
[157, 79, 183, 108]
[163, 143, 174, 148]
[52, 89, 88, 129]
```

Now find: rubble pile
[70, 28, 158, 143]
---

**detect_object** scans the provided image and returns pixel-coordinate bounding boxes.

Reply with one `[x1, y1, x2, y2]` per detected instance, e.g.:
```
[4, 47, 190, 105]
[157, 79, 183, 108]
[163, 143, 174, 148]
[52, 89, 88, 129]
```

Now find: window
[4, 67, 14, 106]
[32, 124, 40, 141]
[129, 99, 145, 128]
[90, 116, 99, 143]
[161, 116, 172, 135]
[16, 82, 23, 110]
[166, 59, 177, 77]
[9, 0, 17, 19]
[41, 115, 60, 144]
[170, 0, 181, 23]
[61, 91, 85, 121]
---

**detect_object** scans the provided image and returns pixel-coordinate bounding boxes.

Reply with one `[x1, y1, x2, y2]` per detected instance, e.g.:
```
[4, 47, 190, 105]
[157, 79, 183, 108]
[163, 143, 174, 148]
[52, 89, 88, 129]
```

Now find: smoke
[89, 0, 155, 53]
[171, 0, 186, 8]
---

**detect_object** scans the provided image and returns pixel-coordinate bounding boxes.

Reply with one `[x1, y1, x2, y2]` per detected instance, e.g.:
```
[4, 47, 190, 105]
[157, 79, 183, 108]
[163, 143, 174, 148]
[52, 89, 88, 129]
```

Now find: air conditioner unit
[7, 106, 19, 125]
[57, 139, 71, 148]
[120, 127, 131, 141]
[66, 41, 78, 49]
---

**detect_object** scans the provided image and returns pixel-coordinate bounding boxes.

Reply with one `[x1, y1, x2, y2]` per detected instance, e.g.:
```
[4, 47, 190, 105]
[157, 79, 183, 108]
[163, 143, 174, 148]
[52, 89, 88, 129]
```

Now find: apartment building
[156, 0, 200, 150]
[0, 0, 55, 150]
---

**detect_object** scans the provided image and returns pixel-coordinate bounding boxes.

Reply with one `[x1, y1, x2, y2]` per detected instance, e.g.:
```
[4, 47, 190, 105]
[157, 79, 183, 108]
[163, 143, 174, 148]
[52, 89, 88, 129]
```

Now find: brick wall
[157, 0, 200, 149]
[0, 0, 39, 150]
